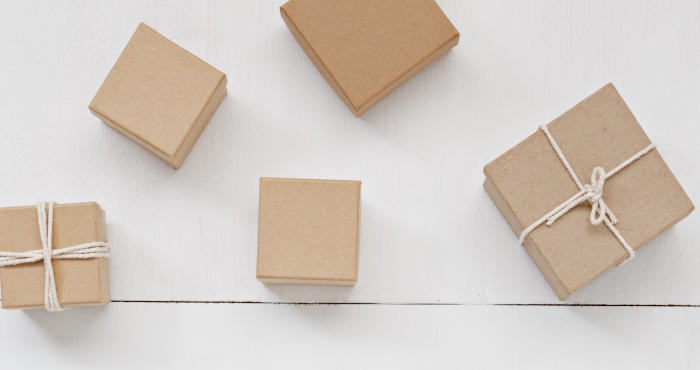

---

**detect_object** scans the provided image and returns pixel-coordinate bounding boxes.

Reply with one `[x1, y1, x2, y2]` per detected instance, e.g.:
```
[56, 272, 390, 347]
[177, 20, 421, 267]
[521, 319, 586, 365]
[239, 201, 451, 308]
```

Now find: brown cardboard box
[281, 0, 460, 117]
[0, 203, 110, 309]
[256, 178, 361, 285]
[484, 84, 694, 300]
[89, 23, 227, 169]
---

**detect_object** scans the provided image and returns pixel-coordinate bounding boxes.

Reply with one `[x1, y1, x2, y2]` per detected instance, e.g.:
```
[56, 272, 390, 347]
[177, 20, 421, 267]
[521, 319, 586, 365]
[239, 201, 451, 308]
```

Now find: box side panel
[89, 109, 175, 167]
[353, 182, 361, 283]
[257, 277, 357, 286]
[281, 7, 359, 115]
[171, 76, 228, 169]
[356, 34, 459, 117]
[97, 205, 111, 304]
[483, 175, 569, 300]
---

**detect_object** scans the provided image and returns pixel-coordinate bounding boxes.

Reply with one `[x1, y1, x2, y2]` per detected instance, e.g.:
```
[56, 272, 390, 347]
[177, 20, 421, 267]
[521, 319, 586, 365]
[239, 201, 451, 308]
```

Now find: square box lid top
[281, 0, 459, 116]
[0, 202, 110, 309]
[89, 23, 226, 164]
[257, 178, 361, 285]
[484, 84, 694, 297]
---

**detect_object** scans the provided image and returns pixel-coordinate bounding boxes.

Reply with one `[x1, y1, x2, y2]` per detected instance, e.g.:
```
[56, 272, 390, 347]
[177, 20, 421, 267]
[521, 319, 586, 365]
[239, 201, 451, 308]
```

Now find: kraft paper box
[256, 178, 361, 285]
[281, 0, 459, 117]
[0, 203, 110, 309]
[483, 84, 694, 300]
[89, 23, 227, 169]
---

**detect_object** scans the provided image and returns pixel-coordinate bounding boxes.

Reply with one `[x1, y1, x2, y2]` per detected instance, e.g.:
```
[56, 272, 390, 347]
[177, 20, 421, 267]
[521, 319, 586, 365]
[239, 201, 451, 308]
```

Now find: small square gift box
[90, 23, 227, 169]
[280, 0, 459, 117]
[484, 84, 694, 300]
[0, 202, 111, 310]
[256, 178, 361, 285]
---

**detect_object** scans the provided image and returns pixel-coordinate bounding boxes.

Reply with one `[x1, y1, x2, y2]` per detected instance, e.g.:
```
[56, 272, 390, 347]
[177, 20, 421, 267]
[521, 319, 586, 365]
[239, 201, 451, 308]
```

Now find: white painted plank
[0, 303, 697, 369]
[0, 0, 698, 304]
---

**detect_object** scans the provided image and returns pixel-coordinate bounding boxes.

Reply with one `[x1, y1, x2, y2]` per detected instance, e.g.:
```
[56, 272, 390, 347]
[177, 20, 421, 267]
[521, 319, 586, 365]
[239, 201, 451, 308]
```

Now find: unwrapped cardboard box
[281, 0, 459, 117]
[484, 84, 694, 300]
[0, 202, 110, 309]
[256, 178, 361, 285]
[90, 23, 227, 169]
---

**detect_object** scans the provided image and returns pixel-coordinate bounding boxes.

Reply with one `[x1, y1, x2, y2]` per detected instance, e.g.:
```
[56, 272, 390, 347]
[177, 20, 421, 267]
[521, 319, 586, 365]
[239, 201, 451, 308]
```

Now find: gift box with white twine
[483, 84, 694, 300]
[0, 202, 111, 310]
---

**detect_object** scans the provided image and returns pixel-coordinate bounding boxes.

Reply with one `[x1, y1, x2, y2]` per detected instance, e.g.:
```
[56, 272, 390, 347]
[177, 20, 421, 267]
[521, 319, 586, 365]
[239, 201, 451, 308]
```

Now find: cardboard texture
[0, 202, 110, 309]
[256, 178, 361, 285]
[484, 84, 694, 300]
[89, 23, 227, 169]
[281, 0, 459, 117]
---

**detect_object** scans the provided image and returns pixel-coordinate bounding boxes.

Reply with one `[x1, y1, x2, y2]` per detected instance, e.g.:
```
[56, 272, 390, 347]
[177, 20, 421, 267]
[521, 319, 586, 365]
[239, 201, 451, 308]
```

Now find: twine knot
[546, 166, 618, 227]
[517, 125, 657, 266]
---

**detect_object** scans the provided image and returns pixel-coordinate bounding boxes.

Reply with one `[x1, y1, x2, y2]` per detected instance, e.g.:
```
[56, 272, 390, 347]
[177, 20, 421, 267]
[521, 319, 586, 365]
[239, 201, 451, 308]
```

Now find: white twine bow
[0, 202, 110, 311]
[518, 125, 657, 266]
[546, 166, 617, 227]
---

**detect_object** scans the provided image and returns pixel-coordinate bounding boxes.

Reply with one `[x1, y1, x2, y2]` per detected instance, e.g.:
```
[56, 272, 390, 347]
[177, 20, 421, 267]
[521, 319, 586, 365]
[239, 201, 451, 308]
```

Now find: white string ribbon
[0, 202, 110, 311]
[518, 125, 656, 266]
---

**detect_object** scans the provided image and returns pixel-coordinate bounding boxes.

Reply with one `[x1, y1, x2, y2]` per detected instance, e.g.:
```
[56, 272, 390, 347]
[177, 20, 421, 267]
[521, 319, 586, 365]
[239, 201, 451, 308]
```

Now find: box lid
[89, 23, 226, 165]
[0, 203, 110, 309]
[484, 84, 694, 297]
[281, 0, 459, 116]
[256, 178, 361, 285]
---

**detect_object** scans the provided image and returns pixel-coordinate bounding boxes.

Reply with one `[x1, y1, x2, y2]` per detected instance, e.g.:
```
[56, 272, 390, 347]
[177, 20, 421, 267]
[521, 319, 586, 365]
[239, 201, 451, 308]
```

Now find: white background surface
[0, 0, 698, 368]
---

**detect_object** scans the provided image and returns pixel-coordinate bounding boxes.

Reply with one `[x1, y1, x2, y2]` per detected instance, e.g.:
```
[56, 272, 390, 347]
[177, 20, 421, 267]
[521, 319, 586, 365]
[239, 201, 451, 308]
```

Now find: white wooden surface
[1, 303, 699, 369]
[0, 0, 699, 367]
